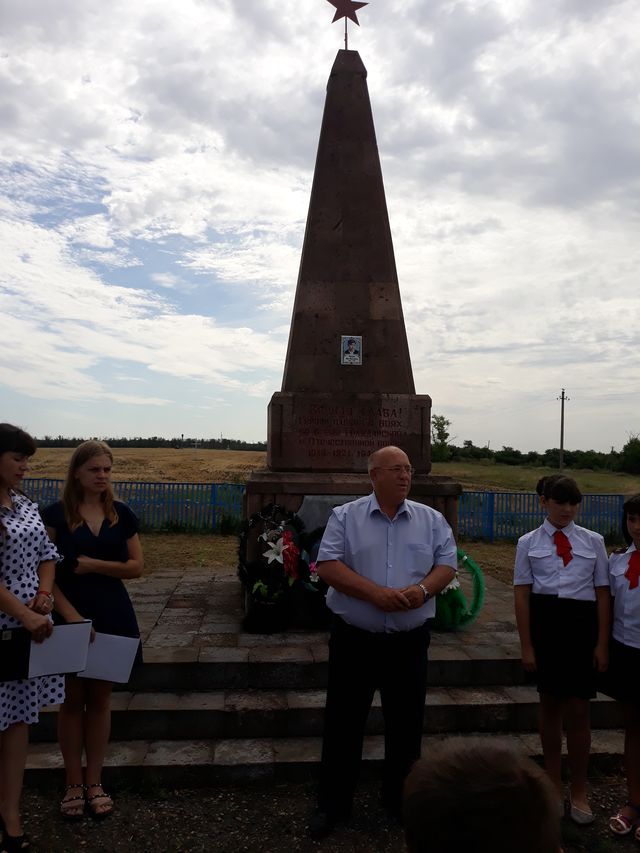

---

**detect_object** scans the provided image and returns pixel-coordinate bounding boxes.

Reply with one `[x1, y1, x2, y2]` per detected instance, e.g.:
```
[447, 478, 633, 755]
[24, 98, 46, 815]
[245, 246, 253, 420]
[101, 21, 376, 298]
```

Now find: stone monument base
[245, 469, 462, 533]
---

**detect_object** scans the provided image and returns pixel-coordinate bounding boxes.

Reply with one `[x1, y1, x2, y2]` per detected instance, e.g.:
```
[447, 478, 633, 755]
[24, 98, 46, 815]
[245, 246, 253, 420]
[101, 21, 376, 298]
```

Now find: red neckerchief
[553, 529, 572, 566]
[625, 550, 640, 590]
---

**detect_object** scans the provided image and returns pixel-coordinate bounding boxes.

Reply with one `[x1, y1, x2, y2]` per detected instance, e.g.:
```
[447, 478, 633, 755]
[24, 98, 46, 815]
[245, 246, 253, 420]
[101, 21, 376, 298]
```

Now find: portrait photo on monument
[341, 335, 362, 365]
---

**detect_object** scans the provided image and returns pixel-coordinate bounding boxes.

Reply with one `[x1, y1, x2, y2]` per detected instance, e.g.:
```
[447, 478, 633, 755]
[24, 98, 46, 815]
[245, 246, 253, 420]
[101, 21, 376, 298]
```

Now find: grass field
[28, 447, 266, 483]
[139, 532, 238, 576]
[431, 460, 640, 494]
[28, 448, 640, 494]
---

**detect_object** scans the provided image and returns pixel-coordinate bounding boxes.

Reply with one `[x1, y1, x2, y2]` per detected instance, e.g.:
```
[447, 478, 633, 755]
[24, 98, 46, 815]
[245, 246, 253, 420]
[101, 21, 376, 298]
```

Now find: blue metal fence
[24, 479, 245, 532]
[457, 491, 624, 541]
[23, 479, 625, 540]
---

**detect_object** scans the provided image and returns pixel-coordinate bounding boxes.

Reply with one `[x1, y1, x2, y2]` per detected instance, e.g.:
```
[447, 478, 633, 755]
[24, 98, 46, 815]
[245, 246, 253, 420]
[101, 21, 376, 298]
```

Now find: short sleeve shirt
[0, 491, 59, 629]
[609, 544, 640, 648]
[317, 493, 457, 632]
[513, 519, 609, 601]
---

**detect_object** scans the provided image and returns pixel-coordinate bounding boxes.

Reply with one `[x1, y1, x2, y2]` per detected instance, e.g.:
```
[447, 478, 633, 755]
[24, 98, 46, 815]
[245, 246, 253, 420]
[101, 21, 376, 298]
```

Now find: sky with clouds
[1, 0, 638, 452]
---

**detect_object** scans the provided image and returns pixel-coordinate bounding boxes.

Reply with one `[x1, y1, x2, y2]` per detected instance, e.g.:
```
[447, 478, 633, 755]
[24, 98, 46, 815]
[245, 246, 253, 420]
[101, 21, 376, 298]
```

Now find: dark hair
[0, 423, 37, 457]
[404, 738, 561, 853]
[622, 494, 640, 545]
[542, 475, 582, 505]
[535, 473, 563, 497]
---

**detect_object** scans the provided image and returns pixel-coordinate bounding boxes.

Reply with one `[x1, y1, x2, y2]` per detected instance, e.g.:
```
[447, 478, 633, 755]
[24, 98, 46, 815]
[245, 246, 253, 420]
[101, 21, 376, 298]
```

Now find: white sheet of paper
[78, 632, 140, 683]
[28, 621, 92, 678]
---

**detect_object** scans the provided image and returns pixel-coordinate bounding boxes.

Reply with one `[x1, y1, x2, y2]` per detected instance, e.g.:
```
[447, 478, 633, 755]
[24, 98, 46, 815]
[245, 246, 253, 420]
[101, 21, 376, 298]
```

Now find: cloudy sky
[1, 0, 638, 452]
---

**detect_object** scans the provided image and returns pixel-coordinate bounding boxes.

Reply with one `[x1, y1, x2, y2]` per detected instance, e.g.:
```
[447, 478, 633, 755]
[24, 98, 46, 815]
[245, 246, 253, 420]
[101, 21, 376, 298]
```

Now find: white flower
[441, 572, 461, 594]
[263, 537, 288, 564]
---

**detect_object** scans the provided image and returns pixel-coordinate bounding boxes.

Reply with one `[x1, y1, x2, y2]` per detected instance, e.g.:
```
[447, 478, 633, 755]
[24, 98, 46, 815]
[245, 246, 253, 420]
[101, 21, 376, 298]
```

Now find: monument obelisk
[246, 5, 461, 527]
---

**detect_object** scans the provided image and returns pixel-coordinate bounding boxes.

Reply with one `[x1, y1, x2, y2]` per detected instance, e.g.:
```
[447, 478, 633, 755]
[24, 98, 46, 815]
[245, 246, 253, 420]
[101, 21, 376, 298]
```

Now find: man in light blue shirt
[308, 445, 457, 839]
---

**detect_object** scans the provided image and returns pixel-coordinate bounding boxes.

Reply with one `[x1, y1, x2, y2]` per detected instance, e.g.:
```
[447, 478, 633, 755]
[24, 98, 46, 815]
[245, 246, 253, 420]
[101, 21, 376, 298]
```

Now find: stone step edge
[26, 731, 625, 777]
[124, 656, 524, 690]
[135, 645, 521, 665]
[41, 685, 617, 715]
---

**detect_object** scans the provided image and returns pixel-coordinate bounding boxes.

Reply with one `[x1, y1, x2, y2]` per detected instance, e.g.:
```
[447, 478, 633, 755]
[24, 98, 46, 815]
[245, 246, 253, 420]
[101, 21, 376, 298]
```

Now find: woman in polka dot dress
[0, 424, 65, 852]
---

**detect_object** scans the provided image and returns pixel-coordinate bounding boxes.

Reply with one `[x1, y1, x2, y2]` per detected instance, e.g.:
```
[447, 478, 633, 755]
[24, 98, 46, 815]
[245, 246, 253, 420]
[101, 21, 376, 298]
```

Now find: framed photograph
[341, 335, 362, 365]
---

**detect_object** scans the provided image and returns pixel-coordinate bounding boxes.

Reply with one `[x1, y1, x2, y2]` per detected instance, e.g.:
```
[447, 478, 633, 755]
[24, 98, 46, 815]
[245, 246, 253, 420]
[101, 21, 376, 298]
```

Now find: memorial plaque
[268, 392, 431, 472]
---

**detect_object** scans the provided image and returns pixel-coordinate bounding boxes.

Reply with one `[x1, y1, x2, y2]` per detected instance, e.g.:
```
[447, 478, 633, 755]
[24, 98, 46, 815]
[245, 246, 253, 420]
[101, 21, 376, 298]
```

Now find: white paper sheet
[28, 621, 92, 678]
[78, 632, 140, 683]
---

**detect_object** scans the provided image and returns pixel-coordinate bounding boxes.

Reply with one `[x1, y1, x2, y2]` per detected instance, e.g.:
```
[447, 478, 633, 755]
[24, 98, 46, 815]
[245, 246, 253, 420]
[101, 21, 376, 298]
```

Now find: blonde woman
[43, 441, 143, 820]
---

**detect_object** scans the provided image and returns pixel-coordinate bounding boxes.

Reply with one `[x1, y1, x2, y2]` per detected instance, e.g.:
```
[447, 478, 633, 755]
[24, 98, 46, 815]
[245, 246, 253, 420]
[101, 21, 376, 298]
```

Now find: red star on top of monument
[327, 0, 368, 26]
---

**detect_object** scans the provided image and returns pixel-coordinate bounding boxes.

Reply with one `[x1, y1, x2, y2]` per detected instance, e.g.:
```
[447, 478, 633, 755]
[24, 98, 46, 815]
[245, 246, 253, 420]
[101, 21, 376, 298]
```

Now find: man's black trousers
[317, 615, 430, 818]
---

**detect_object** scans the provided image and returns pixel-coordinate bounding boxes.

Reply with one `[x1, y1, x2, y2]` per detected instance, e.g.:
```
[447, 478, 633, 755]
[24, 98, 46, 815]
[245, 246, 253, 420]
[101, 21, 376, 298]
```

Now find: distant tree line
[431, 415, 640, 475]
[35, 435, 267, 452]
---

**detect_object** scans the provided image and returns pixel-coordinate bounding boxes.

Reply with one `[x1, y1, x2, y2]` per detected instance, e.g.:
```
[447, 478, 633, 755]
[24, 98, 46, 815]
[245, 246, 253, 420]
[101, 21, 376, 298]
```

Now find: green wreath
[433, 547, 485, 631]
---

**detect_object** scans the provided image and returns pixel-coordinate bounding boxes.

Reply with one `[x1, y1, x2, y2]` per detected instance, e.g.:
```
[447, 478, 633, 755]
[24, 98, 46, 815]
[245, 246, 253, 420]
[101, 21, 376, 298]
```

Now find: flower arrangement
[238, 504, 329, 632]
[238, 505, 484, 633]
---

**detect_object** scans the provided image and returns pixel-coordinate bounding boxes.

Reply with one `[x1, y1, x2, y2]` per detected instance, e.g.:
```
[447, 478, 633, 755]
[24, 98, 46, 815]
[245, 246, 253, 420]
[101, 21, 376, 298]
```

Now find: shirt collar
[368, 492, 411, 519]
[543, 518, 576, 538]
[0, 490, 20, 513]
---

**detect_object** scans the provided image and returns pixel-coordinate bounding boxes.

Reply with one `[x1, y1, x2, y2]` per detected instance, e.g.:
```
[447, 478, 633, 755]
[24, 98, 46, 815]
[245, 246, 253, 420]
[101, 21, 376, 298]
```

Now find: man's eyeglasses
[374, 465, 415, 475]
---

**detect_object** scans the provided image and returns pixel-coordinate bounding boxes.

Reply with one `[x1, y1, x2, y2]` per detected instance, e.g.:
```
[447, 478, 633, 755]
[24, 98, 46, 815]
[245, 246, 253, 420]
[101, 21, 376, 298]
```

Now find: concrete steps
[126, 642, 524, 691]
[24, 572, 625, 783]
[32, 686, 624, 743]
[26, 730, 626, 785]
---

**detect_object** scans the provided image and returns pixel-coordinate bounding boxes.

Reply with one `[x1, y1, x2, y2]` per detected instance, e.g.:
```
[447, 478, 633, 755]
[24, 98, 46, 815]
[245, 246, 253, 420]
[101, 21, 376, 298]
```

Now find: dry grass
[28, 448, 266, 483]
[459, 541, 515, 585]
[29, 448, 640, 494]
[139, 532, 239, 576]
[432, 460, 640, 494]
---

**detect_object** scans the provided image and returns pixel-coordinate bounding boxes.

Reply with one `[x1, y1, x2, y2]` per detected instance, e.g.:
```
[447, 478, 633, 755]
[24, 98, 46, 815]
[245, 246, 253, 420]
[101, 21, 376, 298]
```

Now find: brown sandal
[86, 783, 113, 820]
[59, 784, 85, 821]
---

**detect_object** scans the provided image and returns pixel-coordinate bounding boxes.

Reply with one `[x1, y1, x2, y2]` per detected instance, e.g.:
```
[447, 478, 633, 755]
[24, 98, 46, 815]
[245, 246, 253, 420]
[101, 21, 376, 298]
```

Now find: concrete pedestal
[245, 469, 461, 534]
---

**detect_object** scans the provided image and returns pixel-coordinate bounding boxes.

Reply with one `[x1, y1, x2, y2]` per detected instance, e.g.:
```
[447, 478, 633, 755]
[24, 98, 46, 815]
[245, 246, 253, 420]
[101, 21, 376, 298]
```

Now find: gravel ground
[16, 773, 637, 853]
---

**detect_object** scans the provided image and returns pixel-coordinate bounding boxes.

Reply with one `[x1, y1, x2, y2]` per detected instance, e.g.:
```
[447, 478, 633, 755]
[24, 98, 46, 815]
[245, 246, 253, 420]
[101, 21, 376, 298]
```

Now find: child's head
[541, 475, 582, 504]
[403, 738, 562, 853]
[539, 476, 581, 528]
[536, 473, 563, 498]
[622, 494, 640, 546]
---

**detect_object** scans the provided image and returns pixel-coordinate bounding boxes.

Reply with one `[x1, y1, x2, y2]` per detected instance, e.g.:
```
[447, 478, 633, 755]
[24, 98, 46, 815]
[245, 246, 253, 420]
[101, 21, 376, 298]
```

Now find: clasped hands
[373, 584, 425, 612]
[23, 597, 53, 643]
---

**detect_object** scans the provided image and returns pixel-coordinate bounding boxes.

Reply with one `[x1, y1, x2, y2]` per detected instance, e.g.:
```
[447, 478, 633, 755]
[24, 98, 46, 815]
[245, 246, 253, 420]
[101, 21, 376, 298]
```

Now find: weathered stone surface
[214, 739, 274, 766]
[245, 471, 462, 531]
[269, 391, 431, 473]
[280, 51, 414, 400]
[144, 740, 214, 767]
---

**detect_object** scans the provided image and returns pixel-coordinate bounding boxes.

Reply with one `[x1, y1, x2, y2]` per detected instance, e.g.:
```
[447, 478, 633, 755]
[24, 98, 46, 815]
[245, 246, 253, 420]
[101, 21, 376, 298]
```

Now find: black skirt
[528, 594, 598, 699]
[598, 637, 640, 706]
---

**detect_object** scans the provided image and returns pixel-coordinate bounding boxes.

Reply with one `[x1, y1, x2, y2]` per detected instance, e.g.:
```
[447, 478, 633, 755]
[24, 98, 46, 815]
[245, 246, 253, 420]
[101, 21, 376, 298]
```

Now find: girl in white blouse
[514, 476, 610, 825]
[606, 494, 640, 838]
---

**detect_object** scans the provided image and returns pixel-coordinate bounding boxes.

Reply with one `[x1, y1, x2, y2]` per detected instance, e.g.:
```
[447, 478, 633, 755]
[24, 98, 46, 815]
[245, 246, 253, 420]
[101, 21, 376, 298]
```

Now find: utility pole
[558, 389, 570, 470]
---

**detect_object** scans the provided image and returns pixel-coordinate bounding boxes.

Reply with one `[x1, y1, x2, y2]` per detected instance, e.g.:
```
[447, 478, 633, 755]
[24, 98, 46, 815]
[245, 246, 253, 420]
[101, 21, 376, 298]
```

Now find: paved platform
[127, 566, 521, 664]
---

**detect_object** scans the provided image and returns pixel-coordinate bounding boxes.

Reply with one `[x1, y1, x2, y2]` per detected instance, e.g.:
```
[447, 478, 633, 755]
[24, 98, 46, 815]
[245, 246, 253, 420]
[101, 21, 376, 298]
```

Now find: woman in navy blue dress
[43, 441, 143, 820]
